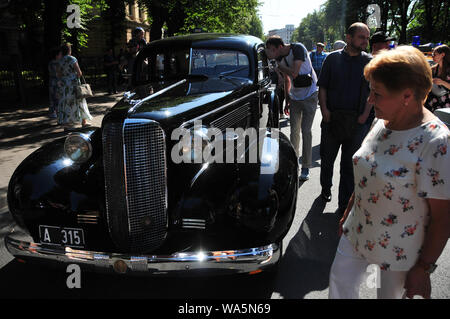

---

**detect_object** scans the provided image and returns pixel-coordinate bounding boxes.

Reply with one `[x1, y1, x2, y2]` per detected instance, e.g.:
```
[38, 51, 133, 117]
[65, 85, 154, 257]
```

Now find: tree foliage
[292, 0, 449, 50]
[291, 10, 325, 50]
[139, 0, 263, 41]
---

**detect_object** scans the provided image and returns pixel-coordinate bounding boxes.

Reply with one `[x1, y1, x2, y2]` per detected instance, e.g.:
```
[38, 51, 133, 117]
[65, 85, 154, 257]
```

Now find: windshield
[134, 48, 251, 83]
[190, 49, 250, 78]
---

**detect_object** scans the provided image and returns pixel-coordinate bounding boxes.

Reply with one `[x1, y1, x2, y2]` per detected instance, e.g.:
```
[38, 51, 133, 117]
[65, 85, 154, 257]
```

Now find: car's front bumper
[5, 229, 280, 276]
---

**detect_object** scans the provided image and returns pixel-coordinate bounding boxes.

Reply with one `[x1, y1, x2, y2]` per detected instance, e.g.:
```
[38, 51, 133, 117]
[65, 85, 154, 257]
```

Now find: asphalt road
[0, 97, 449, 299]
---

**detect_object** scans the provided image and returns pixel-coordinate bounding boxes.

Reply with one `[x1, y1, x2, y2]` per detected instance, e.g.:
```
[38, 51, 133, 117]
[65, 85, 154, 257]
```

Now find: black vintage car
[5, 34, 298, 276]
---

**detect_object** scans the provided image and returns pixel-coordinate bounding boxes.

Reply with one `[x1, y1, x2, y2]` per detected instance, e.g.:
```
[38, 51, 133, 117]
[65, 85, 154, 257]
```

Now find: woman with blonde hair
[329, 46, 450, 299]
[58, 43, 92, 131]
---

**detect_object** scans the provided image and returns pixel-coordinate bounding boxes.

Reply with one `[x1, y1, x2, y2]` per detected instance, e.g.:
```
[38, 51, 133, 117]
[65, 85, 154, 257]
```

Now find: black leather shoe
[321, 190, 332, 202]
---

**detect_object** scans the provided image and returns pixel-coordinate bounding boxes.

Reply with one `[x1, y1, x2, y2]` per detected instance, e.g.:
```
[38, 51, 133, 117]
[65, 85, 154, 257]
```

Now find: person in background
[104, 48, 118, 94]
[266, 36, 318, 181]
[117, 47, 126, 86]
[425, 44, 450, 112]
[57, 43, 92, 131]
[48, 47, 62, 119]
[128, 27, 147, 51]
[370, 31, 395, 56]
[329, 46, 450, 299]
[332, 40, 346, 51]
[123, 42, 139, 90]
[317, 22, 373, 214]
[310, 42, 327, 77]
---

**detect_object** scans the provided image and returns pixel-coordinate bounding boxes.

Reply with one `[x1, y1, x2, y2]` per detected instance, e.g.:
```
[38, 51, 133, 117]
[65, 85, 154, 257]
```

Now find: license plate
[39, 225, 85, 248]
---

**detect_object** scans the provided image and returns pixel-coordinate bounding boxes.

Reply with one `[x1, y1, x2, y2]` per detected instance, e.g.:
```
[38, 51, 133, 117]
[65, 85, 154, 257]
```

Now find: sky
[258, 0, 328, 34]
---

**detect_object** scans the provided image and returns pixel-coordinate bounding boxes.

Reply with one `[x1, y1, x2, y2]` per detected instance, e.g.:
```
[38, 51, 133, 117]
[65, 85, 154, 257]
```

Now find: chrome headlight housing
[179, 126, 212, 163]
[64, 133, 93, 163]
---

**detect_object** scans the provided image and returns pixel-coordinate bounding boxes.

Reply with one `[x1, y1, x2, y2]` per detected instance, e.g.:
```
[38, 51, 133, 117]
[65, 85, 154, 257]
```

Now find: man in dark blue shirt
[317, 22, 373, 215]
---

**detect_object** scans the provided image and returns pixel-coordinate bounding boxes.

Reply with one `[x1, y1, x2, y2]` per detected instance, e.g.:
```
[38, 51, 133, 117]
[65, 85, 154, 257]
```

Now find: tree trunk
[378, 1, 390, 31]
[442, 1, 449, 42]
[43, 0, 67, 90]
[423, 0, 436, 42]
[395, 0, 409, 44]
[104, 0, 126, 54]
[149, 4, 166, 41]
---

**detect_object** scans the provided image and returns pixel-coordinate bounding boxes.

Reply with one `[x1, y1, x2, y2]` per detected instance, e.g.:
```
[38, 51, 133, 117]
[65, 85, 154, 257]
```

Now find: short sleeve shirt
[59, 55, 78, 81]
[279, 42, 318, 101]
[317, 49, 371, 113]
[310, 51, 327, 71]
[343, 118, 450, 271]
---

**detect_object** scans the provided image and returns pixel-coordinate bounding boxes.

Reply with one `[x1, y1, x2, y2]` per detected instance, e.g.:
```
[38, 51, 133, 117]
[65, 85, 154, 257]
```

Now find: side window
[257, 48, 269, 82]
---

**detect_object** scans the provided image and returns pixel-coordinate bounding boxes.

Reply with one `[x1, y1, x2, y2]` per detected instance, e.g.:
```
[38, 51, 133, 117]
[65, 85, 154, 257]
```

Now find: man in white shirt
[266, 36, 318, 181]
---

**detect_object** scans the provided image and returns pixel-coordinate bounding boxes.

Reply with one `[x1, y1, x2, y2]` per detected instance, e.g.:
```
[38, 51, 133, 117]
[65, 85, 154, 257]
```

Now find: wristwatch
[416, 259, 438, 274]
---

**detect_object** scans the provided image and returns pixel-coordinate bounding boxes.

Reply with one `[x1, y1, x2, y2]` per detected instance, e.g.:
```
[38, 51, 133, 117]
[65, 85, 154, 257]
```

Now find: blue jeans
[319, 120, 368, 209]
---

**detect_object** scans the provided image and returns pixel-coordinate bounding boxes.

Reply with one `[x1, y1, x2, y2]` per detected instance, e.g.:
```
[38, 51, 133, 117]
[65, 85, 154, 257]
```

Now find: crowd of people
[47, 27, 148, 130]
[266, 22, 449, 299]
[44, 23, 449, 299]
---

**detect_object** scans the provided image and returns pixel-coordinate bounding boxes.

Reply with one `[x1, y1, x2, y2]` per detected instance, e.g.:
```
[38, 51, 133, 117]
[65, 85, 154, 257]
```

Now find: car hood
[109, 77, 253, 125]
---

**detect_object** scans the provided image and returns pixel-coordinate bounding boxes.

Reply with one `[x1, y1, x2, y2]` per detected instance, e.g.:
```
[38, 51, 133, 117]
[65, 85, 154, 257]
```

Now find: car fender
[7, 129, 107, 245]
[177, 127, 298, 243]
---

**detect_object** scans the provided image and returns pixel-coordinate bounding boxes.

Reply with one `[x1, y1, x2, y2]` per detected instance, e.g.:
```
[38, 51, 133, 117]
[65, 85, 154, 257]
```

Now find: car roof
[144, 33, 264, 53]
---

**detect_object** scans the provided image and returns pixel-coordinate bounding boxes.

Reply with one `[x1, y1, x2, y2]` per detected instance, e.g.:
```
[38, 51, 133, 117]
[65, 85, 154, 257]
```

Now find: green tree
[408, 0, 449, 43]
[61, 0, 108, 56]
[244, 12, 264, 39]
[291, 10, 325, 50]
[140, 0, 262, 41]
[390, 0, 419, 44]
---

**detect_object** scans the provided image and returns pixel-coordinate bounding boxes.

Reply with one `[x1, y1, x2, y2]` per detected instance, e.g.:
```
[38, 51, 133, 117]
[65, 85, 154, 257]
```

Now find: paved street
[0, 93, 449, 299]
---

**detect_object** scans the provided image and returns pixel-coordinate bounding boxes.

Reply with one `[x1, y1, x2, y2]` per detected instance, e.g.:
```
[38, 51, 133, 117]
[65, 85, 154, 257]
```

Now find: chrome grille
[211, 103, 250, 131]
[123, 119, 167, 251]
[103, 120, 129, 250]
[103, 118, 167, 252]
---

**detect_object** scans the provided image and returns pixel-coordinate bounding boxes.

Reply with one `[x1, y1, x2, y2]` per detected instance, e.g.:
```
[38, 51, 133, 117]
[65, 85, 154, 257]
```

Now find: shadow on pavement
[273, 196, 340, 298]
[0, 198, 341, 299]
[0, 93, 121, 151]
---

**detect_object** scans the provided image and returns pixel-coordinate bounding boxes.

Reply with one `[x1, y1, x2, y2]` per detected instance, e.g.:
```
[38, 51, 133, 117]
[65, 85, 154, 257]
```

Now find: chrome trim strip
[128, 79, 187, 114]
[5, 234, 279, 275]
[181, 91, 257, 128]
[189, 47, 193, 75]
[182, 218, 206, 229]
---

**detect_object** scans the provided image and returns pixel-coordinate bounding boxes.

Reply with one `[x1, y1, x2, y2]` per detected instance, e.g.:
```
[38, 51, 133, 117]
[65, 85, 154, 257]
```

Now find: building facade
[79, 1, 151, 58]
[268, 24, 295, 44]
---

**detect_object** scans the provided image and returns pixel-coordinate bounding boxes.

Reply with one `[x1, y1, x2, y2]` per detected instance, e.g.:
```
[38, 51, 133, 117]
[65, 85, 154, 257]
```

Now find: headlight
[180, 126, 212, 163]
[64, 133, 93, 163]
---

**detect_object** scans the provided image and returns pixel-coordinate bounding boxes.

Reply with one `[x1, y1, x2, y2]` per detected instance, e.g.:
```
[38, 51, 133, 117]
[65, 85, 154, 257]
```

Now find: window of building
[128, 1, 134, 17]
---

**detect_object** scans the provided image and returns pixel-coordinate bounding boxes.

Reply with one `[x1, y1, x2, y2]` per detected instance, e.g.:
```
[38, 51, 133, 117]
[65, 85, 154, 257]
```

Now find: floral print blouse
[343, 118, 449, 271]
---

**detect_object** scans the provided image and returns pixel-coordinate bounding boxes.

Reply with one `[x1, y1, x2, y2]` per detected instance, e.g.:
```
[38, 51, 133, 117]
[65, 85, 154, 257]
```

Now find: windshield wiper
[218, 66, 249, 78]
[185, 74, 209, 81]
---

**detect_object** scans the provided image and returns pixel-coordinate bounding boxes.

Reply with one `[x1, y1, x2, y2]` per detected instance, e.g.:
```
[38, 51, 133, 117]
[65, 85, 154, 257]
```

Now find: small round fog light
[64, 133, 93, 163]
[113, 260, 128, 274]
